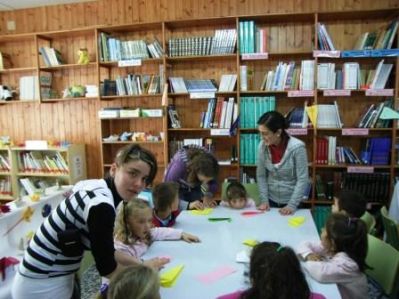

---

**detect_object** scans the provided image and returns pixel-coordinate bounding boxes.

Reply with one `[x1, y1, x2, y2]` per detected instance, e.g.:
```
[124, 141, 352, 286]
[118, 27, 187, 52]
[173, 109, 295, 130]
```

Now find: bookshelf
[164, 17, 240, 185]
[96, 22, 167, 183]
[0, 7, 398, 209]
[36, 28, 98, 102]
[312, 9, 399, 208]
[10, 144, 86, 200]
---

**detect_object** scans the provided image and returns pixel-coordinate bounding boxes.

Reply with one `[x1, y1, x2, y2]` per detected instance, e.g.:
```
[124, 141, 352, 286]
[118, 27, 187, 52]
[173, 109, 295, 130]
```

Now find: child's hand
[189, 200, 204, 210]
[203, 197, 217, 208]
[181, 232, 200, 243]
[279, 206, 294, 215]
[305, 253, 323, 261]
[143, 257, 170, 270]
[257, 202, 270, 211]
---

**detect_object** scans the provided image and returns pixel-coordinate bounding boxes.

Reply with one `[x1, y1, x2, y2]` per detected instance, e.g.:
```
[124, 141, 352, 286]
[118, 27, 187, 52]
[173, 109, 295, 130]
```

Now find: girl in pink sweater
[114, 198, 200, 270]
[297, 213, 368, 299]
[220, 182, 256, 209]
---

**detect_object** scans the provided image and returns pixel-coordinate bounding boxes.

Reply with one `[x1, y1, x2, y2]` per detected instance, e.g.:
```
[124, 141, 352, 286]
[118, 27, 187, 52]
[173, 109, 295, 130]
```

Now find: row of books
[98, 107, 162, 119]
[168, 29, 237, 57]
[318, 60, 393, 90]
[316, 136, 391, 166]
[98, 32, 162, 61]
[342, 172, 390, 203]
[169, 78, 218, 93]
[114, 74, 161, 96]
[353, 18, 399, 50]
[200, 97, 238, 129]
[317, 18, 398, 51]
[316, 137, 361, 165]
[286, 104, 310, 129]
[18, 151, 69, 173]
[239, 21, 267, 54]
[0, 177, 11, 195]
[239, 133, 261, 165]
[0, 153, 11, 171]
[240, 96, 276, 129]
[39, 47, 65, 66]
[357, 99, 393, 128]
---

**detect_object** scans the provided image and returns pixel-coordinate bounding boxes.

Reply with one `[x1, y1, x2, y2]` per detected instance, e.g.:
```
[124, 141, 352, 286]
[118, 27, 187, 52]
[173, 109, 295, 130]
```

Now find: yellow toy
[77, 48, 90, 65]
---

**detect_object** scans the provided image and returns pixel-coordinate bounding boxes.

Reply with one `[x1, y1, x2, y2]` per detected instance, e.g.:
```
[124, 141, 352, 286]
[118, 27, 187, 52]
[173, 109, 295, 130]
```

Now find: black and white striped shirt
[19, 178, 121, 278]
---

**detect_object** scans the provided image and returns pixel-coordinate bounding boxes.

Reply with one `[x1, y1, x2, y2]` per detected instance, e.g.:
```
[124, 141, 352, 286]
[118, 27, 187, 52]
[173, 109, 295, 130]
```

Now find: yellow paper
[243, 239, 258, 247]
[160, 264, 184, 288]
[190, 208, 213, 216]
[22, 207, 34, 221]
[288, 216, 305, 227]
[305, 105, 318, 126]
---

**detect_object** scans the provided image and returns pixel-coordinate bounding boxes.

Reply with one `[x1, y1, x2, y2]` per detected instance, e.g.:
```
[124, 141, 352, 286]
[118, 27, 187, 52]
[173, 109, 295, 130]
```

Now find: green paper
[208, 217, 232, 222]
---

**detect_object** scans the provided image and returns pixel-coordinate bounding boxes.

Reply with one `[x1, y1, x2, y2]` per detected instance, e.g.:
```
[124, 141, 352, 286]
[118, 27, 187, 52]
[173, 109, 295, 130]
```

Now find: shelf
[0, 171, 11, 175]
[39, 62, 97, 71]
[166, 54, 236, 62]
[315, 164, 391, 169]
[0, 67, 37, 73]
[100, 94, 162, 100]
[17, 172, 69, 177]
[100, 116, 163, 120]
[41, 97, 96, 103]
[36, 27, 97, 39]
[99, 58, 163, 68]
[0, 194, 14, 201]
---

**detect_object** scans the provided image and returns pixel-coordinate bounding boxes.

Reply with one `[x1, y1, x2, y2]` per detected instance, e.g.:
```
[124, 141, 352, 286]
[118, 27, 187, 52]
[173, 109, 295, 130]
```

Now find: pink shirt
[114, 227, 182, 258]
[297, 241, 367, 299]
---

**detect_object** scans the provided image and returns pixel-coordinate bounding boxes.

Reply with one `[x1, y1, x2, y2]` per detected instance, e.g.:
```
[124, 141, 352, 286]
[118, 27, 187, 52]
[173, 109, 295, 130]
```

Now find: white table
[0, 188, 71, 299]
[144, 207, 341, 299]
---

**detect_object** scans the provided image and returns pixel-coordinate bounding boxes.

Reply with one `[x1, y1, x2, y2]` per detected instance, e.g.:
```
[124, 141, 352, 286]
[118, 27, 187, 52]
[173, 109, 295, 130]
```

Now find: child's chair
[221, 182, 260, 205]
[361, 211, 376, 235]
[381, 206, 399, 250]
[366, 234, 399, 298]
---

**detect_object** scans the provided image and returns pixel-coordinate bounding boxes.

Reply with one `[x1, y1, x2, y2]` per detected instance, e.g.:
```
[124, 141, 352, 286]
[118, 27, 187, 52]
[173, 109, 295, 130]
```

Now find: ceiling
[0, 0, 96, 11]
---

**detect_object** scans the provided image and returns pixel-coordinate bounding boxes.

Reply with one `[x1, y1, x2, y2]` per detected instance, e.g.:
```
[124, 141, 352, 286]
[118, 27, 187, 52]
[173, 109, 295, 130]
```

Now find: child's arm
[303, 254, 361, 283]
[151, 227, 200, 243]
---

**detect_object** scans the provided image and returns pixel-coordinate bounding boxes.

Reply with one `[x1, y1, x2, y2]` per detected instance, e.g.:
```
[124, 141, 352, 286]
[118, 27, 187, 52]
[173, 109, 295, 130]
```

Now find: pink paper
[241, 211, 263, 217]
[197, 266, 236, 284]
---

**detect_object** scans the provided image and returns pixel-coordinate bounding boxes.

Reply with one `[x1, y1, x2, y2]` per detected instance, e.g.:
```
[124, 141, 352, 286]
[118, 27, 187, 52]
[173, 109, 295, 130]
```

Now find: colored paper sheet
[305, 105, 318, 126]
[379, 106, 399, 120]
[208, 217, 232, 222]
[236, 249, 250, 263]
[160, 264, 184, 288]
[288, 216, 305, 227]
[241, 210, 263, 217]
[197, 265, 237, 284]
[190, 208, 213, 215]
[242, 239, 258, 247]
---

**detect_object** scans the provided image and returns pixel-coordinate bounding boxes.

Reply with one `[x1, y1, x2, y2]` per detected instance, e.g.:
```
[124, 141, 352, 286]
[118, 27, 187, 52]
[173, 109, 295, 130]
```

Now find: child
[217, 241, 324, 299]
[152, 182, 181, 227]
[114, 198, 200, 270]
[220, 181, 256, 209]
[332, 189, 366, 218]
[100, 264, 160, 299]
[297, 213, 368, 299]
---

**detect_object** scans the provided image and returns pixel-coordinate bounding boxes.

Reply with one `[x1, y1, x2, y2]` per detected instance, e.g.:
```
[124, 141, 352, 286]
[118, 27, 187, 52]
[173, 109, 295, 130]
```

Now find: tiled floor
[81, 265, 101, 299]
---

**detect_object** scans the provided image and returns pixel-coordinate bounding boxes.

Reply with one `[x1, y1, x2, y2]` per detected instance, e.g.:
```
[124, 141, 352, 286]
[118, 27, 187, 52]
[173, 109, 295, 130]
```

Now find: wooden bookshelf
[0, 2, 397, 208]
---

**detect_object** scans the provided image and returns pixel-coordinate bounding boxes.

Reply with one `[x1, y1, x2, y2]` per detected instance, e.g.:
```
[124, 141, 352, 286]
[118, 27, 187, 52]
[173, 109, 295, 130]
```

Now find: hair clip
[277, 245, 284, 252]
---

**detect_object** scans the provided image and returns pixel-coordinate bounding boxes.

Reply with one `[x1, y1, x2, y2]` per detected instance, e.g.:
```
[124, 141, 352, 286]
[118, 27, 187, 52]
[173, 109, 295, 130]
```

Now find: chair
[221, 182, 260, 205]
[361, 211, 376, 235]
[366, 234, 399, 297]
[381, 206, 399, 250]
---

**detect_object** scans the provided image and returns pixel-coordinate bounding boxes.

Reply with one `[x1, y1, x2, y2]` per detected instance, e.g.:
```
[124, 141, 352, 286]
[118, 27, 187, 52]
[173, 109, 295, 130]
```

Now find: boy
[332, 189, 366, 218]
[152, 182, 181, 227]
